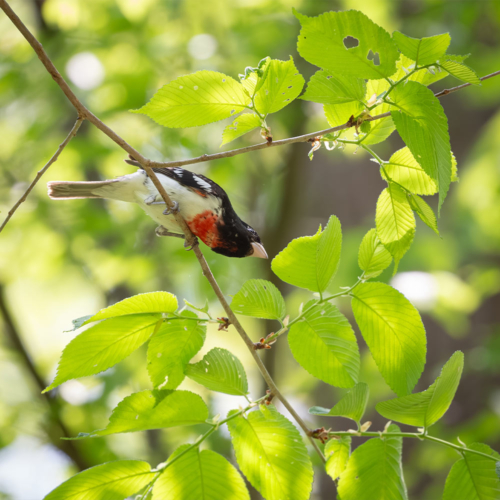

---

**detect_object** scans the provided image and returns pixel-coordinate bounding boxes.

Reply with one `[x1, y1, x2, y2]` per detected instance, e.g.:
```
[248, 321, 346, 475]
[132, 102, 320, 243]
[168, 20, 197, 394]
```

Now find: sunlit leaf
[363, 78, 395, 145]
[221, 113, 262, 146]
[325, 436, 351, 480]
[377, 351, 463, 428]
[231, 279, 286, 320]
[44, 461, 156, 500]
[132, 71, 251, 128]
[392, 32, 450, 66]
[324, 101, 364, 140]
[186, 347, 248, 396]
[358, 228, 393, 279]
[301, 70, 366, 105]
[351, 282, 426, 396]
[227, 405, 313, 500]
[439, 59, 481, 85]
[409, 194, 439, 235]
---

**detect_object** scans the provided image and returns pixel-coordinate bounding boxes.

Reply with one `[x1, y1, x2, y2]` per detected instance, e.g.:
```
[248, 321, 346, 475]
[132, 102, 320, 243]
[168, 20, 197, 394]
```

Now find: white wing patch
[194, 175, 212, 191]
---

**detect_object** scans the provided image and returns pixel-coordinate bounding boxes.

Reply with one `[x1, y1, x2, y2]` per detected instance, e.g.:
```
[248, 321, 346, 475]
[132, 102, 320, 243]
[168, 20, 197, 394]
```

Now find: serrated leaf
[351, 282, 426, 396]
[186, 347, 248, 396]
[409, 194, 439, 235]
[392, 32, 450, 66]
[227, 405, 313, 500]
[153, 445, 249, 500]
[294, 9, 400, 79]
[272, 215, 342, 293]
[309, 382, 369, 425]
[45, 314, 161, 392]
[301, 70, 366, 105]
[84, 292, 178, 324]
[362, 78, 395, 145]
[221, 113, 261, 146]
[43, 460, 156, 500]
[443, 443, 500, 500]
[132, 71, 251, 128]
[358, 228, 393, 279]
[325, 436, 351, 480]
[390, 81, 452, 213]
[231, 279, 286, 320]
[240, 57, 271, 97]
[254, 57, 304, 115]
[392, 54, 448, 86]
[147, 311, 206, 389]
[376, 351, 463, 428]
[384, 147, 437, 195]
[289, 301, 359, 388]
[338, 424, 408, 500]
[376, 183, 416, 268]
[439, 59, 481, 85]
[81, 390, 208, 437]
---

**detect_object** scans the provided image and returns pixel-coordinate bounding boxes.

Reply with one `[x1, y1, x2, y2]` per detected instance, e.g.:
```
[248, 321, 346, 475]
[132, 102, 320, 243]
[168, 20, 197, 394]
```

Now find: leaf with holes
[43, 461, 156, 500]
[84, 292, 178, 324]
[376, 183, 416, 269]
[358, 228, 393, 279]
[231, 279, 286, 321]
[44, 314, 161, 393]
[301, 70, 366, 105]
[409, 194, 439, 235]
[153, 445, 249, 500]
[443, 443, 500, 500]
[294, 9, 399, 79]
[272, 215, 342, 293]
[439, 58, 481, 85]
[309, 382, 369, 425]
[376, 351, 463, 428]
[351, 282, 426, 396]
[390, 81, 452, 213]
[392, 32, 450, 66]
[254, 57, 304, 115]
[289, 301, 359, 388]
[77, 390, 208, 438]
[221, 113, 262, 146]
[132, 71, 251, 128]
[338, 424, 408, 500]
[186, 348, 248, 396]
[227, 405, 313, 500]
[147, 311, 206, 390]
[325, 436, 351, 481]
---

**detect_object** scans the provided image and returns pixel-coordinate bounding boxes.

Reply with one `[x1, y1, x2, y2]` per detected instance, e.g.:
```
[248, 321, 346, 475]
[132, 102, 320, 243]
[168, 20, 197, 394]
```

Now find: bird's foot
[155, 226, 185, 239]
[184, 236, 199, 251]
[163, 200, 179, 216]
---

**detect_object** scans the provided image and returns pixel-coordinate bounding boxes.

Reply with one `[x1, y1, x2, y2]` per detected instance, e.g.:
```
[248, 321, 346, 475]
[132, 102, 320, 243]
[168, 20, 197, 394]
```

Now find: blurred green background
[1, 0, 500, 498]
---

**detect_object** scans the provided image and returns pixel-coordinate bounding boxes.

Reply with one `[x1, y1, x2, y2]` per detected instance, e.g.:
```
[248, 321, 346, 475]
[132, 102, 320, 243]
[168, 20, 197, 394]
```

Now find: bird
[47, 158, 268, 259]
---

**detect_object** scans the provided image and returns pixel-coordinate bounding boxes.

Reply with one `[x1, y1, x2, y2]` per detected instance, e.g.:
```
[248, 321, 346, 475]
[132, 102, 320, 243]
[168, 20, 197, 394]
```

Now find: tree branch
[0, 117, 84, 233]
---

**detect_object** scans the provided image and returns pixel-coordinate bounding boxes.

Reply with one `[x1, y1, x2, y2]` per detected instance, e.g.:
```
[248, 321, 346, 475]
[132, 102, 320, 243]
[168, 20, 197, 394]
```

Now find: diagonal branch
[0, 117, 84, 233]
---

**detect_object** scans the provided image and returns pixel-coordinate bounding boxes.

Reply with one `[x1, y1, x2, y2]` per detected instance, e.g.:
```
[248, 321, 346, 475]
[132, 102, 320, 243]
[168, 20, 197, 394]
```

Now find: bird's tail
[47, 180, 118, 200]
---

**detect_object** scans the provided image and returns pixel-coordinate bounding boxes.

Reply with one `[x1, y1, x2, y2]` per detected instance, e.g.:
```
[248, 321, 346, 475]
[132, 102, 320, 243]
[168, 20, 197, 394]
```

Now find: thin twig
[0, 117, 84, 233]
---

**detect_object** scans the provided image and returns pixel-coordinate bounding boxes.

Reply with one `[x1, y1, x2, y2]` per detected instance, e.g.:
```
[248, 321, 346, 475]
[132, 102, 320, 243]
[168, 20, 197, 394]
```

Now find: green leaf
[272, 215, 342, 293]
[80, 390, 208, 438]
[392, 32, 450, 66]
[289, 302, 359, 388]
[439, 59, 481, 85]
[65, 314, 93, 332]
[132, 71, 251, 128]
[84, 292, 178, 324]
[376, 183, 416, 268]
[325, 436, 351, 481]
[376, 351, 463, 428]
[221, 113, 262, 146]
[443, 443, 500, 500]
[231, 279, 286, 321]
[186, 347, 248, 396]
[301, 70, 366, 105]
[391, 54, 448, 86]
[153, 445, 249, 500]
[240, 57, 271, 97]
[227, 405, 313, 500]
[184, 298, 210, 315]
[254, 57, 304, 115]
[496, 462, 500, 481]
[43, 460, 156, 500]
[384, 147, 437, 195]
[409, 194, 439, 235]
[147, 311, 206, 389]
[294, 9, 399, 79]
[363, 78, 395, 145]
[358, 228, 393, 279]
[324, 101, 364, 140]
[45, 314, 161, 392]
[351, 282, 426, 396]
[338, 424, 408, 500]
[390, 81, 452, 212]
[309, 382, 369, 425]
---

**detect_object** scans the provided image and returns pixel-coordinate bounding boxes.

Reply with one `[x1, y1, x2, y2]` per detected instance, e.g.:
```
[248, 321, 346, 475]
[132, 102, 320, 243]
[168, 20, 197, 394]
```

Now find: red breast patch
[187, 210, 221, 247]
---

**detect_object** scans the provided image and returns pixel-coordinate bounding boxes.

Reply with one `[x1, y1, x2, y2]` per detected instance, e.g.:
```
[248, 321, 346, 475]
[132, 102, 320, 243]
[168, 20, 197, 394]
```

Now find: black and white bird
[47, 159, 268, 259]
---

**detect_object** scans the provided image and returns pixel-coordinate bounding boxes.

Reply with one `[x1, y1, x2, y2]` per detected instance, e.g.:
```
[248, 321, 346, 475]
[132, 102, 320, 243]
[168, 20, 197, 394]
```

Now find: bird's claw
[155, 226, 184, 239]
[163, 201, 179, 216]
[184, 237, 199, 251]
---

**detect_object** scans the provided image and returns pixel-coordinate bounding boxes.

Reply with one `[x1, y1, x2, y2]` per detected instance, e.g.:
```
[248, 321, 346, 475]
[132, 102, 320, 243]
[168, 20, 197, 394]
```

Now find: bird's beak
[250, 242, 268, 259]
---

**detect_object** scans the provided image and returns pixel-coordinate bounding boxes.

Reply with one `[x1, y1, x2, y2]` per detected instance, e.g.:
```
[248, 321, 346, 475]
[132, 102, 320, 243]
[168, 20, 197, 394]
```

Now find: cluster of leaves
[43, 8, 500, 500]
